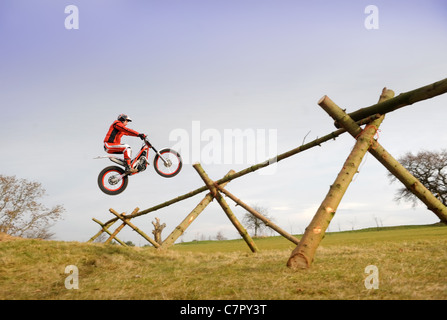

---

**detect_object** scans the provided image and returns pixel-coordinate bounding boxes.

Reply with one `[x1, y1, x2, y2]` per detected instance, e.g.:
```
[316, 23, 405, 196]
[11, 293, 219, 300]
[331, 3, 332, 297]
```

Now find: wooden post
[91, 218, 127, 246]
[88, 219, 118, 243]
[151, 218, 166, 245]
[287, 89, 393, 269]
[104, 207, 140, 245]
[320, 94, 447, 224]
[109, 208, 161, 248]
[216, 185, 300, 245]
[193, 163, 259, 253]
[159, 170, 235, 250]
[105, 221, 127, 244]
[335, 77, 447, 127]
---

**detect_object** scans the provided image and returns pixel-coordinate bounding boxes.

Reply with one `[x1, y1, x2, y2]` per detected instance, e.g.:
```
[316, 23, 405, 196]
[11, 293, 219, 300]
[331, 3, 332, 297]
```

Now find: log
[104, 207, 140, 245]
[109, 208, 160, 248]
[159, 170, 235, 250]
[321, 94, 447, 224]
[287, 89, 393, 269]
[91, 218, 127, 246]
[193, 163, 259, 253]
[216, 185, 300, 245]
[88, 219, 118, 243]
[335, 78, 447, 127]
[105, 221, 127, 245]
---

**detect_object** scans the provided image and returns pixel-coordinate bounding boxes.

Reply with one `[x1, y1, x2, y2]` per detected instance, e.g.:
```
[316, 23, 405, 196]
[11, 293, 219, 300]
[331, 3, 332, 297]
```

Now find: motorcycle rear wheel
[98, 166, 128, 195]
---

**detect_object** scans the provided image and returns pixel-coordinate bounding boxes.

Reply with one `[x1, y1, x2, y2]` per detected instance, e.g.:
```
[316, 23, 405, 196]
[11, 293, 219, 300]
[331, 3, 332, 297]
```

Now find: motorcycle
[95, 137, 182, 195]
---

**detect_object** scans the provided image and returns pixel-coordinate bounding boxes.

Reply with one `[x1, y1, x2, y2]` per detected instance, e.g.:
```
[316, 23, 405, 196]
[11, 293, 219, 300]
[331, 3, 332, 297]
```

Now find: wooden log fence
[193, 163, 259, 253]
[321, 96, 447, 224]
[288, 86, 447, 269]
[98, 114, 384, 227]
[91, 218, 127, 246]
[216, 185, 300, 245]
[159, 170, 235, 249]
[88, 78, 447, 269]
[287, 89, 392, 269]
[109, 208, 160, 248]
[336, 77, 447, 127]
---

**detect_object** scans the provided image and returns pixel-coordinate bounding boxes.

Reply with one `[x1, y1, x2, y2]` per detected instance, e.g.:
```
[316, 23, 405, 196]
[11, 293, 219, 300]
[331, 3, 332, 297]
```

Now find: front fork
[151, 146, 171, 167]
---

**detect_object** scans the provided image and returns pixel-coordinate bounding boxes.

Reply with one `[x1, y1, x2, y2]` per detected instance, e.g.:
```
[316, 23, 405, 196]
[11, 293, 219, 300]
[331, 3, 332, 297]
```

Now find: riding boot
[125, 158, 138, 173]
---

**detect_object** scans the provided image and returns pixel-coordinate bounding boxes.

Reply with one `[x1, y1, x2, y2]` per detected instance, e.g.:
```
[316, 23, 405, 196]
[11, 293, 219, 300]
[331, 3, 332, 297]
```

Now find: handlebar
[141, 136, 155, 150]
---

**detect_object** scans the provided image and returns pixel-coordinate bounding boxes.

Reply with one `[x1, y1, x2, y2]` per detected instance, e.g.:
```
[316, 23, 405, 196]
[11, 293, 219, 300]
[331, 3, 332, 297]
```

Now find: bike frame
[144, 138, 170, 166]
[95, 138, 170, 177]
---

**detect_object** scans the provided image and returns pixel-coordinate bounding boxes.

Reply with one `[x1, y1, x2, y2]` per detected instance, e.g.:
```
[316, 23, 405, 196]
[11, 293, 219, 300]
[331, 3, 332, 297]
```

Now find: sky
[1, 0, 447, 245]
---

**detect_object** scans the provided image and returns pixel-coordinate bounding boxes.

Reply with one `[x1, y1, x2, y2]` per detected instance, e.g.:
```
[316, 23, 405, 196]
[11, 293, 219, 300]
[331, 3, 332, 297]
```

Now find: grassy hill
[1, 224, 446, 300]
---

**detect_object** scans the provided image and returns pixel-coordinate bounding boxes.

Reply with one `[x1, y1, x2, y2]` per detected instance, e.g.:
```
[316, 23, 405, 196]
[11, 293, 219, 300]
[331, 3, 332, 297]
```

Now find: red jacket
[104, 120, 140, 144]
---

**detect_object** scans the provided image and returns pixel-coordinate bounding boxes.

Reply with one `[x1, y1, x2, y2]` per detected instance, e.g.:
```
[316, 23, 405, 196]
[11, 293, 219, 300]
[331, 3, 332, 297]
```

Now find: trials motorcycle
[95, 137, 182, 195]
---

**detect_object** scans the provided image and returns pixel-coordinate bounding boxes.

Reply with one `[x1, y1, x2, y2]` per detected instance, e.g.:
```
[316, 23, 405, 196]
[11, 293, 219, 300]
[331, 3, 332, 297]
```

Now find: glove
[138, 133, 147, 139]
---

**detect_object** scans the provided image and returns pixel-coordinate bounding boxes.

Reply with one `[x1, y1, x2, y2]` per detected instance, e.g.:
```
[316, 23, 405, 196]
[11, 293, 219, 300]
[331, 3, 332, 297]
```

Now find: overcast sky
[1, 0, 447, 245]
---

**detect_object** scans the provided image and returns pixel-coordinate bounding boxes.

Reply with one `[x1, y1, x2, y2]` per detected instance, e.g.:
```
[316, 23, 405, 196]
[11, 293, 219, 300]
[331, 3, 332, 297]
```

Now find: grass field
[1, 224, 446, 300]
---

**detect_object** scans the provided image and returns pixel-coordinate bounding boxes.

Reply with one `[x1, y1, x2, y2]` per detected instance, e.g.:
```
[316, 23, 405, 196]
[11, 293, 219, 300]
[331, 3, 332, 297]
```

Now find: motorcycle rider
[104, 114, 146, 172]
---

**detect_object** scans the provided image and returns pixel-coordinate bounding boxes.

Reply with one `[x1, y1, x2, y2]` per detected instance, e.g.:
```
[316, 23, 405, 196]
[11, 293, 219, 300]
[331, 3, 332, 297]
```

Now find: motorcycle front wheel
[153, 148, 183, 178]
[98, 166, 128, 195]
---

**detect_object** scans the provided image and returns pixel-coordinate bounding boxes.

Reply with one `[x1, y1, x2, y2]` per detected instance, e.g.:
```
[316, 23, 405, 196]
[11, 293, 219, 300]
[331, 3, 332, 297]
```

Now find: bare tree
[216, 230, 227, 241]
[373, 215, 383, 229]
[242, 205, 272, 237]
[0, 175, 65, 239]
[93, 233, 107, 243]
[388, 150, 447, 207]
